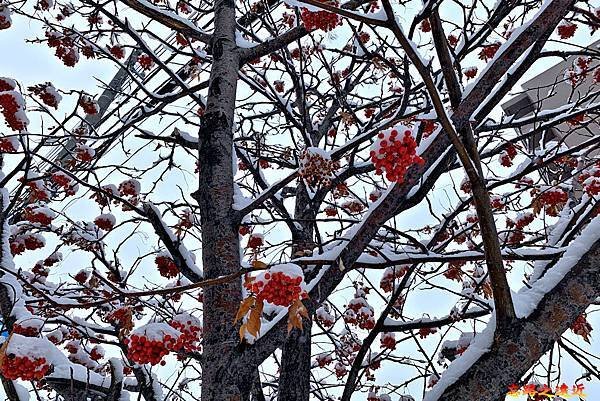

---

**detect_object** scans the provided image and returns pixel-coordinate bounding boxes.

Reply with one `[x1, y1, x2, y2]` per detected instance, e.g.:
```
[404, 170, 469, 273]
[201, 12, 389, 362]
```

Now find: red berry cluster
[109, 45, 125, 59]
[370, 128, 424, 183]
[380, 332, 396, 350]
[89, 346, 104, 361]
[315, 353, 333, 367]
[10, 233, 45, 255]
[324, 205, 337, 216]
[316, 306, 335, 327]
[247, 233, 264, 249]
[499, 143, 517, 167]
[28, 82, 61, 109]
[106, 306, 132, 326]
[0, 6, 12, 30]
[94, 213, 116, 231]
[24, 206, 55, 226]
[460, 178, 472, 194]
[45, 30, 80, 67]
[156, 255, 179, 278]
[124, 334, 173, 365]
[245, 270, 307, 306]
[490, 195, 505, 210]
[13, 323, 41, 337]
[118, 179, 141, 197]
[51, 171, 78, 196]
[345, 290, 375, 330]
[74, 269, 90, 284]
[0, 80, 28, 132]
[447, 34, 458, 47]
[335, 362, 347, 377]
[537, 188, 568, 217]
[421, 120, 437, 138]
[341, 199, 364, 214]
[379, 265, 408, 292]
[418, 327, 437, 339]
[76, 144, 95, 162]
[419, 19, 431, 32]
[137, 54, 154, 70]
[0, 355, 49, 381]
[571, 314, 593, 343]
[300, 2, 341, 32]
[369, 189, 381, 202]
[479, 41, 501, 62]
[0, 137, 19, 152]
[274, 80, 284, 93]
[578, 164, 600, 196]
[333, 182, 349, 198]
[507, 212, 534, 230]
[299, 148, 339, 188]
[463, 66, 477, 79]
[557, 20, 577, 39]
[358, 31, 370, 44]
[169, 316, 202, 352]
[79, 95, 99, 115]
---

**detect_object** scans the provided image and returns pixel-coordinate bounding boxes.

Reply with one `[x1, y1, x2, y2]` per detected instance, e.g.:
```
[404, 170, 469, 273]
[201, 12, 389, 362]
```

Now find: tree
[0, 0, 599, 400]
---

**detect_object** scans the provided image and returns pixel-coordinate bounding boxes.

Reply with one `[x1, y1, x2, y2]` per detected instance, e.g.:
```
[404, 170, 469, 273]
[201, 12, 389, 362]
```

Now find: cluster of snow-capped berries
[0, 77, 28, 132]
[168, 314, 202, 352]
[13, 322, 41, 337]
[155, 253, 180, 278]
[0, 6, 12, 30]
[94, 213, 116, 231]
[341, 199, 365, 214]
[299, 147, 340, 188]
[536, 187, 568, 216]
[24, 205, 56, 226]
[45, 30, 80, 67]
[125, 333, 176, 365]
[380, 332, 396, 350]
[118, 179, 141, 197]
[10, 232, 45, 255]
[245, 265, 307, 307]
[370, 127, 424, 183]
[367, 391, 393, 401]
[79, 95, 99, 115]
[300, 1, 341, 32]
[344, 288, 375, 330]
[499, 143, 517, 167]
[0, 355, 49, 380]
[137, 54, 154, 70]
[578, 162, 600, 196]
[28, 82, 62, 109]
[379, 265, 408, 293]
[557, 20, 577, 39]
[316, 305, 335, 327]
[478, 41, 501, 62]
[0, 136, 19, 153]
[247, 233, 264, 249]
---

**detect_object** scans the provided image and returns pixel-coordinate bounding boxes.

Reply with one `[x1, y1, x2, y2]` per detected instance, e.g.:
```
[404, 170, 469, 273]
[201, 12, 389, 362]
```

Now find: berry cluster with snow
[244, 264, 307, 307]
[370, 126, 424, 183]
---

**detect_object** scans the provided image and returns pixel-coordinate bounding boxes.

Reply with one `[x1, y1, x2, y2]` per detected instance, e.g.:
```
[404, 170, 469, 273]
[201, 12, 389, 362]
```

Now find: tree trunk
[194, 0, 244, 398]
[277, 182, 314, 401]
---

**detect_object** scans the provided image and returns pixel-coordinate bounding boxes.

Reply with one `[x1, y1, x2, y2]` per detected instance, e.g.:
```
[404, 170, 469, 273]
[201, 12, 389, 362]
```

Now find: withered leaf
[234, 296, 255, 324]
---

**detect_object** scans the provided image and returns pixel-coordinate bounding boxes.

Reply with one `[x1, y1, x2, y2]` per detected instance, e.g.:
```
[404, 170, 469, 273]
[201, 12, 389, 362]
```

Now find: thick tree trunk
[277, 182, 314, 401]
[194, 0, 244, 399]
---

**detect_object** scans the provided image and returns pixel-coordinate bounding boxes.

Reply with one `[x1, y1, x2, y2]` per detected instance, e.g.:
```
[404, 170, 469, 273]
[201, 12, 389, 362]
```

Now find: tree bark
[436, 233, 600, 401]
[193, 0, 245, 399]
[277, 182, 315, 401]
